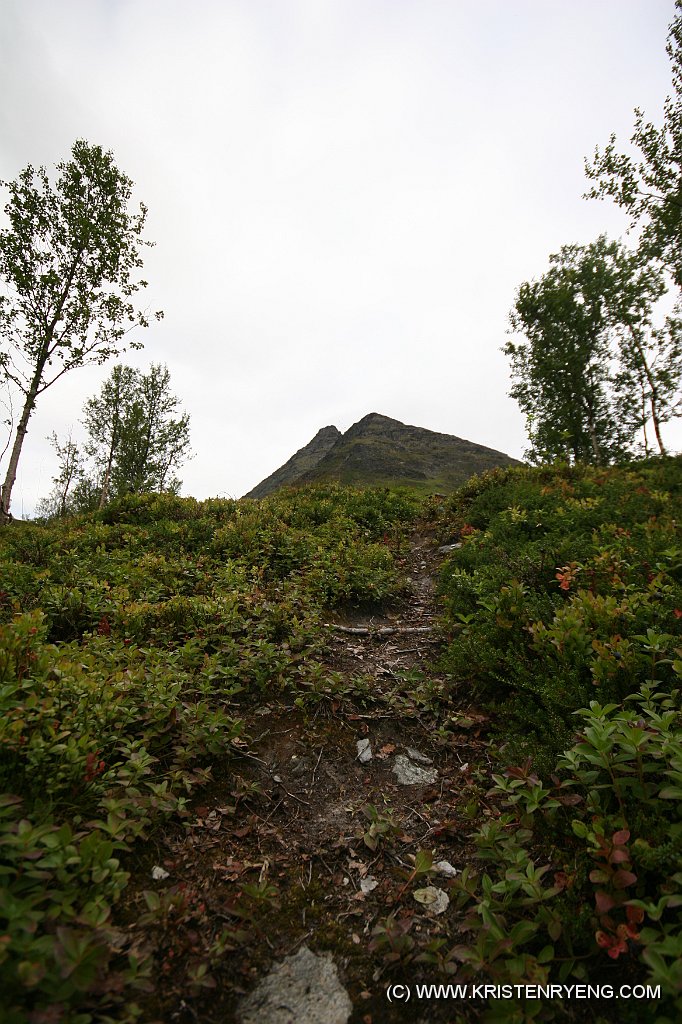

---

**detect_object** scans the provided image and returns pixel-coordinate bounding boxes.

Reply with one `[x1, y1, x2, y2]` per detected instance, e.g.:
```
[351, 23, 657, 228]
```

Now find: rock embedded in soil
[237, 945, 352, 1024]
[392, 754, 438, 785]
[405, 746, 433, 764]
[356, 738, 372, 763]
[413, 885, 450, 916]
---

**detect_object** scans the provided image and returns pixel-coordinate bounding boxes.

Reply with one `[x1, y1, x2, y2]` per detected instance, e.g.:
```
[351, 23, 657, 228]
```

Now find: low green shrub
[0, 483, 418, 1019]
[436, 458, 682, 1018]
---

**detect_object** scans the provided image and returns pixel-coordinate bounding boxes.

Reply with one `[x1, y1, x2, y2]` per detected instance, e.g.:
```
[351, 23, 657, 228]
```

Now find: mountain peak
[244, 424, 341, 499]
[245, 413, 520, 497]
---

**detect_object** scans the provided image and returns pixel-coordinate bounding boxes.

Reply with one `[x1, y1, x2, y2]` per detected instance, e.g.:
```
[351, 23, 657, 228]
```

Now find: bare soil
[115, 531, 493, 1023]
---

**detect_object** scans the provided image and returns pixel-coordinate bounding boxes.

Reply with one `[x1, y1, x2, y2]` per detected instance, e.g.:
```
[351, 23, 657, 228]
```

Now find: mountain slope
[245, 425, 341, 499]
[246, 413, 520, 497]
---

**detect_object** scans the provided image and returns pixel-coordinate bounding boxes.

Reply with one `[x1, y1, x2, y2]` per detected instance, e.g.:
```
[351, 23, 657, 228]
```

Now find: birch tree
[0, 140, 161, 520]
[505, 237, 673, 463]
[84, 363, 191, 501]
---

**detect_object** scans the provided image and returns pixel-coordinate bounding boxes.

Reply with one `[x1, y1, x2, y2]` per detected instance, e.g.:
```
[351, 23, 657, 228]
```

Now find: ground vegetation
[0, 464, 679, 1022]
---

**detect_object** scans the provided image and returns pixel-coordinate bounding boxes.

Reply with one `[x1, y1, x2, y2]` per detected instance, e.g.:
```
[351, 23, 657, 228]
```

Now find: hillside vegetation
[0, 461, 681, 1022]
[435, 457, 682, 1017]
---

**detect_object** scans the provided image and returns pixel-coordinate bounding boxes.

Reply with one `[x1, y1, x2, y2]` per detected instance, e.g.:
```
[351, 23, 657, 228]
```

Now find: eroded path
[119, 530, 491, 1023]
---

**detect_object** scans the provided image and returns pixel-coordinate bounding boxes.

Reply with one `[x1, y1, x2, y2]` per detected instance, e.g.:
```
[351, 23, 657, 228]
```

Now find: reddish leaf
[612, 829, 630, 846]
[612, 869, 637, 889]
[595, 890, 615, 914]
[626, 905, 644, 925]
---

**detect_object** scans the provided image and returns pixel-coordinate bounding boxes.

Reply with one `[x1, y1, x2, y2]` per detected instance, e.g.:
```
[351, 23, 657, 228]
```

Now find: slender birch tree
[0, 140, 161, 520]
[505, 237, 674, 464]
[85, 363, 191, 500]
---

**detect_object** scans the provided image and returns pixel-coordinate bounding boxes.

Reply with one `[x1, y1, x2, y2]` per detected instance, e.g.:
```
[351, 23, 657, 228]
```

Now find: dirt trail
[120, 531, 489, 1023]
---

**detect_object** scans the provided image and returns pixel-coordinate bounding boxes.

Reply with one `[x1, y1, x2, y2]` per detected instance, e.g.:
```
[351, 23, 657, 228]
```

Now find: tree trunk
[98, 464, 111, 509]
[641, 386, 650, 456]
[582, 395, 601, 463]
[587, 421, 601, 463]
[650, 394, 666, 455]
[97, 385, 123, 509]
[98, 436, 116, 509]
[629, 327, 667, 456]
[0, 356, 47, 521]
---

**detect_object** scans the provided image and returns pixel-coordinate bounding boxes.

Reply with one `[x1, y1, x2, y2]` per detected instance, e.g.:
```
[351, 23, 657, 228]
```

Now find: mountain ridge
[245, 413, 520, 498]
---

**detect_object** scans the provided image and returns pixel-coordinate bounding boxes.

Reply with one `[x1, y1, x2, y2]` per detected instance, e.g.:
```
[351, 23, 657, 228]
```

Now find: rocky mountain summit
[245, 413, 519, 497]
[245, 425, 341, 499]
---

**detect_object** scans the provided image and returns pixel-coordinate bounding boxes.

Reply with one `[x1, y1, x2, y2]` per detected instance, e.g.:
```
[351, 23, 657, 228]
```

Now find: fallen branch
[325, 624, 434, 638]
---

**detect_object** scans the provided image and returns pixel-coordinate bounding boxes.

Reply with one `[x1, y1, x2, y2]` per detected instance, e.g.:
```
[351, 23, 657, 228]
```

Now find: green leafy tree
[505, 236, 672, 464]
[612, 307, 681, 455]
[584, 1, 682, 286]
[0, 140, 162, 520]
[84, 363, 192, 501]
[81, 363, 138, 508]
[35, 431, 84, 519]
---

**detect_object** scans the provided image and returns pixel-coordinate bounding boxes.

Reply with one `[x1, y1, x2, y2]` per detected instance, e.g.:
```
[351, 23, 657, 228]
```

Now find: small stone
[237, 945, 352, 1024]
[434, 860, 458, 878]
[405, 747, 433, 765]
[360, 876, 379, 894]
[151, 865, 169, 880]
[356, 738, 372, 763]
[392, 755, 438, 785]
[438, 543, 463, 553]
[413, 886, 450, 916]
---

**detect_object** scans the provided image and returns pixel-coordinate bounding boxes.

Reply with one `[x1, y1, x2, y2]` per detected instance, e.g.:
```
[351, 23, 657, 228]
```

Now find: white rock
[405, 747, 433, 764]
[237, 945, 352, 1024]
[151, 865, 169, 880]
[413, 886, 450, 916]
[356, 738, 372, 763]
[392, 755, 438, 785]
[434, 860, 458, 878]
[360, 876, 379, 894]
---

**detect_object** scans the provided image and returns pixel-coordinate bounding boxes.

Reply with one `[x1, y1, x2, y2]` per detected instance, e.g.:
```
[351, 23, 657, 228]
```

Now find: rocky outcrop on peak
[245, 413, 520, 497]
[245, 425, 341, 498]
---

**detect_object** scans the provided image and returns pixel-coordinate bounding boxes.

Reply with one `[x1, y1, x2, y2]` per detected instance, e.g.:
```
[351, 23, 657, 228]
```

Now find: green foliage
[37, 364, 193, 519]
[438, 458, 681, 762]
[437, 458, 682, 1017]
[0, 139, 162, 518]
[505, 236, 678, 465]
[0, 483, 418, 1018]
[451, 688, 682, 1017]
[508, 1, 682, 470]
[84, 362, 192, 502]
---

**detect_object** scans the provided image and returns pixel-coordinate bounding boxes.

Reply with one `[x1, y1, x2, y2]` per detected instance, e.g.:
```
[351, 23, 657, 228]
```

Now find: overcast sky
[1, 0, 679, 516]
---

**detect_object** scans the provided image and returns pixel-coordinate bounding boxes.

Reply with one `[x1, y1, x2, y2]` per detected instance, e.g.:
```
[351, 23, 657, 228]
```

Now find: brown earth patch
[113, 530, 493, 1023]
